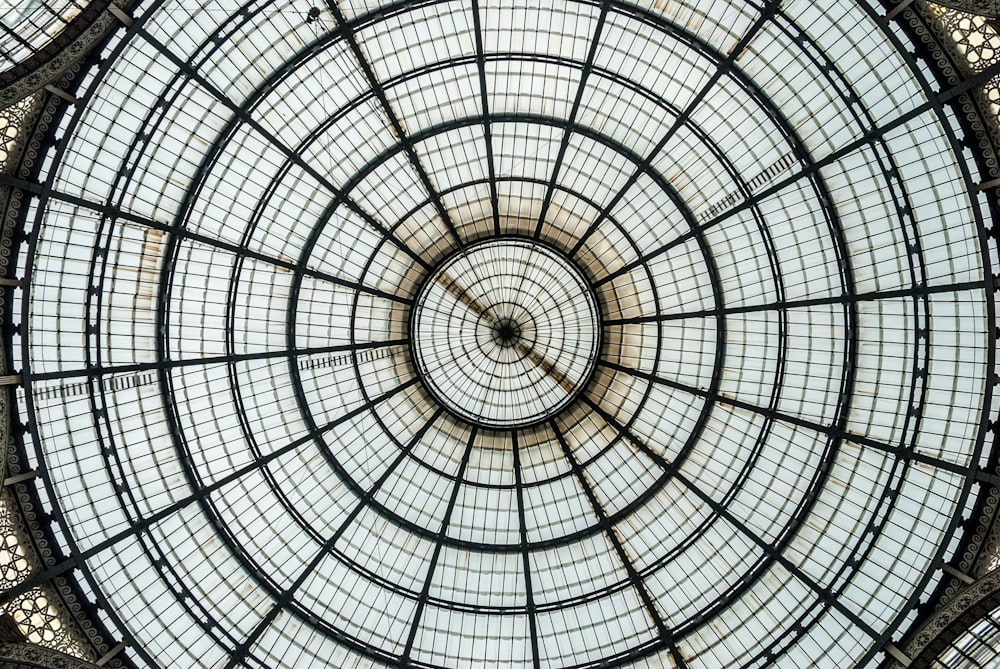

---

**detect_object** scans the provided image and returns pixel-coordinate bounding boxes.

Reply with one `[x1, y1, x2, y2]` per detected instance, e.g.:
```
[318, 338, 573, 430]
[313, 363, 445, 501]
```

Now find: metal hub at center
[492, 318, 522, 347]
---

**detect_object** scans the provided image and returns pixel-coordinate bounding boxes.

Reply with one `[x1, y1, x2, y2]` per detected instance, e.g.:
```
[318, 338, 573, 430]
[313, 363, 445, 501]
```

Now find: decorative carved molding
[0, 0, 127, 109]
[932, 0, 1000, 17]
[887, 568, 1000, 667]
[0, 642, 100, 669]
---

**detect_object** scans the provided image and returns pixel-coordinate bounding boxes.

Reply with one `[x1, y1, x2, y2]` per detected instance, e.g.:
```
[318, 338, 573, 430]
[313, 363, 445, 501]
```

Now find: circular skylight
[15, 0, 995, 668]
[411, 237, 600, 428]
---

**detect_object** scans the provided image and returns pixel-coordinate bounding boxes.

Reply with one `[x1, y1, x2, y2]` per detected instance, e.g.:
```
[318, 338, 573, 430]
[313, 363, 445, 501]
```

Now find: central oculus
[410, 238, 601, 429]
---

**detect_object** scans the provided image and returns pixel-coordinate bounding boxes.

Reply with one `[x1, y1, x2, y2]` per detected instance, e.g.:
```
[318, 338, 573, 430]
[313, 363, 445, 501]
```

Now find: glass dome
[14, 0, 996, 667]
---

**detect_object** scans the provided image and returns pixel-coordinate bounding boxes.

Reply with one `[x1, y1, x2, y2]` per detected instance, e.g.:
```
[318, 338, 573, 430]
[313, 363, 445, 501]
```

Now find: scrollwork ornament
[911, 3, 1000, 180]
[975, 483, 1000, 576]
[0, 94, 41, 174]
[0, 641, 99, 668]
[910, 3, 963, 86]
[959, 93, 1000, 181]
[932, 0, 1000, 18]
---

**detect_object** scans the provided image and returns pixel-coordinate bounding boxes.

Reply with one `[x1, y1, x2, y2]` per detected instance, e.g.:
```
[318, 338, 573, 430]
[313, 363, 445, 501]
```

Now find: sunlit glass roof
[14, 0, 996, 667]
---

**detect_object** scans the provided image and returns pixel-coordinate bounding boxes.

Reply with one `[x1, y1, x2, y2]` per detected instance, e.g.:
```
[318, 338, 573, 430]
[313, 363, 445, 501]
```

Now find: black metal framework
[8, 0, 997, 668]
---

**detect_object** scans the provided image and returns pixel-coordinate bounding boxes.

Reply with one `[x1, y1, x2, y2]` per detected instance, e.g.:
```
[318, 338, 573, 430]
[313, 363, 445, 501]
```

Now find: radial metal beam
[398, 427, 478, 666]
[512, 430, 542, 669]
[599, 360, 996, 487]
[28, 183, 411, 305]
[549, 420, 689, 669]
[602, 279, 988, 326]
[533, 0, 611, 239]
[326, 1, 463, 248]
[26, 339, 408, 383]
[470, 0, 501, 235]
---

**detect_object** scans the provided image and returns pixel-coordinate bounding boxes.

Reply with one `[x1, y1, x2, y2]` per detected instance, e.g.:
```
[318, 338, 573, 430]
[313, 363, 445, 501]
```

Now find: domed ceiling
[13, 0, 997, 667]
